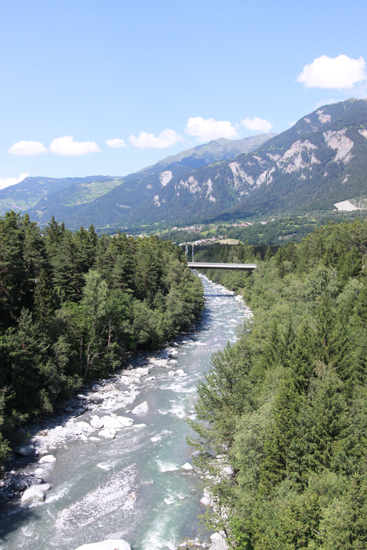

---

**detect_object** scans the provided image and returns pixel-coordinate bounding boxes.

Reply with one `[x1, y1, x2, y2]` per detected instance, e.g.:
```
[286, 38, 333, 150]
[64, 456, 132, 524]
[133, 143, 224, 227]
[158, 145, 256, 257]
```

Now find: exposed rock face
[159, 170, 172, 186]
[323, 129, 354, 163]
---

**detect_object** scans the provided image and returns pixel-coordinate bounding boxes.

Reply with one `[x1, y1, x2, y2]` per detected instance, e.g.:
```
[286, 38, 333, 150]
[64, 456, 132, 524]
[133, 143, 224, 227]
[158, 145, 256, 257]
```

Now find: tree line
[191, 218, 367, 549]
[0, 211, 204, 466]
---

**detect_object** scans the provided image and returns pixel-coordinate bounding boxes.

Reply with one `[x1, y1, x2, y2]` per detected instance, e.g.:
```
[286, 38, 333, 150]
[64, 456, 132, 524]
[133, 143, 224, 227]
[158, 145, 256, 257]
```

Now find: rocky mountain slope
[143, 98, 367, 225]
[2, 99, 367, 230]
[0, 134, 272, 225]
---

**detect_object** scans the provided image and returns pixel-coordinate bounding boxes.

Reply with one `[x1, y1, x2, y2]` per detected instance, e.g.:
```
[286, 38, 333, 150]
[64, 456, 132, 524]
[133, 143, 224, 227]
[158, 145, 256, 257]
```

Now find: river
[0, 275, 251, 550]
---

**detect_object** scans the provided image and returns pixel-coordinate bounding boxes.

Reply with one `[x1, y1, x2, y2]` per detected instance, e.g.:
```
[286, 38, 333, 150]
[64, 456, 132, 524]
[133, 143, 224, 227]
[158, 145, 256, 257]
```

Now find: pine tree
[33, 269, 56, 321]
[260, 374, 300, 492]
[0, 211, 27, 328]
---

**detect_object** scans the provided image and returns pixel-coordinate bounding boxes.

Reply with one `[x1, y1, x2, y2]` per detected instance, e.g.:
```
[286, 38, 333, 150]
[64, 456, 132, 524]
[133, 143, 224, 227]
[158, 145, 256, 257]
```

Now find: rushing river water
[0, 275, 251, 550]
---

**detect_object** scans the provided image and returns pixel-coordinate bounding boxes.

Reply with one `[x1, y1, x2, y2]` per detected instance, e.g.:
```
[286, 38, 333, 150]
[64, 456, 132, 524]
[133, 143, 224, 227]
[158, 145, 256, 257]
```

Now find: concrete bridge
[188, 262, 257, 271]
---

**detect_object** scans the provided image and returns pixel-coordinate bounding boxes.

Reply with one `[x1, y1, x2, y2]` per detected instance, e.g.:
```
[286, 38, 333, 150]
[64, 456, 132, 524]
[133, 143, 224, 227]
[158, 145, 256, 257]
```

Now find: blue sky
[1, 0, 367, 188]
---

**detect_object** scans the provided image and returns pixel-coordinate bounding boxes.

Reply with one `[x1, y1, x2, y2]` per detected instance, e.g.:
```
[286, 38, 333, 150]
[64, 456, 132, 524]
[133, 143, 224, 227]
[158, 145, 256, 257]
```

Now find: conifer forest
[0, 211, 204, 465]
[191, 219, 367, 549]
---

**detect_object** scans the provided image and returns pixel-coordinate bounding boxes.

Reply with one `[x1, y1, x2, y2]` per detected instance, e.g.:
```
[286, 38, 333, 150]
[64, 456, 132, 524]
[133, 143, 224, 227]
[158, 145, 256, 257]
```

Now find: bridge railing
[187, 262, 257, 271]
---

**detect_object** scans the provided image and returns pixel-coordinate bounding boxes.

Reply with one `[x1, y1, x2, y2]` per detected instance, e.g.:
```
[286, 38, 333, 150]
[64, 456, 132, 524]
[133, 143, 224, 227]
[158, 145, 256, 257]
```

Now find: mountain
[0, 134, 272, 226]
[78, 98, 367, 229]
[123, 97, 367, 226]
[0, 176, 119, 216]
[151, 134, 277, 169]
[3, 99, 367, 230]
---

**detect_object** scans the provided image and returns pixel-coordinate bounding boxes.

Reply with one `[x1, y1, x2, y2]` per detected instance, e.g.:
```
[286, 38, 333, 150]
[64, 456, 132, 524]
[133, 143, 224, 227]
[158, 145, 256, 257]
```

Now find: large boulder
[181, 462, 193, 471]
[90, 416, 104, 429]
[13, 444, 35, 457]
[131, 401, 148, 415]
[74, 421, 95, 435]
[116, 416, 134, 427]
[74, 540, 131, 550]
[35, 483, 51, 492]
[98, 428, 116, 439]
[86, 393, 104, 404]
[101, 416, 124, 430]
[39, 454, 56, 464]
[21, 485, 49, 504]
[209, 533, 228, 550]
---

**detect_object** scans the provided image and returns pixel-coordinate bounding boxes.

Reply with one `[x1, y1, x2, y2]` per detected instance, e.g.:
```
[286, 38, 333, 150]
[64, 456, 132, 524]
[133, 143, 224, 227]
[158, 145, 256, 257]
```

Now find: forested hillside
[0, 211, 204, 466]
[192, 219, 367, 549]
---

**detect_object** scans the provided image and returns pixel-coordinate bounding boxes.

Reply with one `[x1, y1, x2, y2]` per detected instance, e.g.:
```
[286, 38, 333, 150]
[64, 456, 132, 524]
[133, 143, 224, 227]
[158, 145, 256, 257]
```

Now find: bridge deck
[188, 262, 257, 271]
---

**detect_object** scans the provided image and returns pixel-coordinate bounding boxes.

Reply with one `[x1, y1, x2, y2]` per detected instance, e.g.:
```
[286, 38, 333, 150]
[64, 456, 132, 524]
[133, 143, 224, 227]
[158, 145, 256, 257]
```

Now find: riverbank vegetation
[0, 211, 204, 467]
[192, 218, 367, 549]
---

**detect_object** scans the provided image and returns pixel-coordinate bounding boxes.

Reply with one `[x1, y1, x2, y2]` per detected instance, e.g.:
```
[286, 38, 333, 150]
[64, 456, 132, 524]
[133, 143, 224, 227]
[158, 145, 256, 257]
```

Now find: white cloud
[50, 136, 101, 156]
[106, 138, 127, 148]
[241, 116, 273, 133]
[129, 129, 183, 149]
[0, 173, 29, 190]
[297, 55, 367, 89]
[185, 117, 238, 141]
[8, 141, 48, 156]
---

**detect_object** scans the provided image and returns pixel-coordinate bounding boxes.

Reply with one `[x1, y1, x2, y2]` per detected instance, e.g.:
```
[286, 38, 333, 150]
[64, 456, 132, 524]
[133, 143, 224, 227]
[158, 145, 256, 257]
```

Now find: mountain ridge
[0, 133, 273, 224]
[2, 99, 367, 230]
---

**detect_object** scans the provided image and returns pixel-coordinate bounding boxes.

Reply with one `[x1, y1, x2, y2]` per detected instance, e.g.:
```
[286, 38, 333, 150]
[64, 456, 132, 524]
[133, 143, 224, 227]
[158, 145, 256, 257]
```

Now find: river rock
[221, 465, 234, 479]
[13, 444, 35, 457]
[131, 401, 148, 415]
[34, 468, 45, 478]
[77, 394, 88, 400]
[209, 533, 227, 550]
[74, 539, 131, 550]
[86, 393, 104, 404]
[99, 428, 116, 439]
[36, 483, 51, 492]
[74, 421, 95, 435]
[200, 495, 212, 507]
[116, 416, 134, 427]
[200, 488, 213, 507]
[181, 462, 193, 471]
[39, 454, 56, 464]
[12, 478, 28, 491]
[135, 367, 150, 376]
[21, 486, 46, 504]
[176, 369, 186, 376]
[101, 416, 124, 430]
[90, 415, 104, 429]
